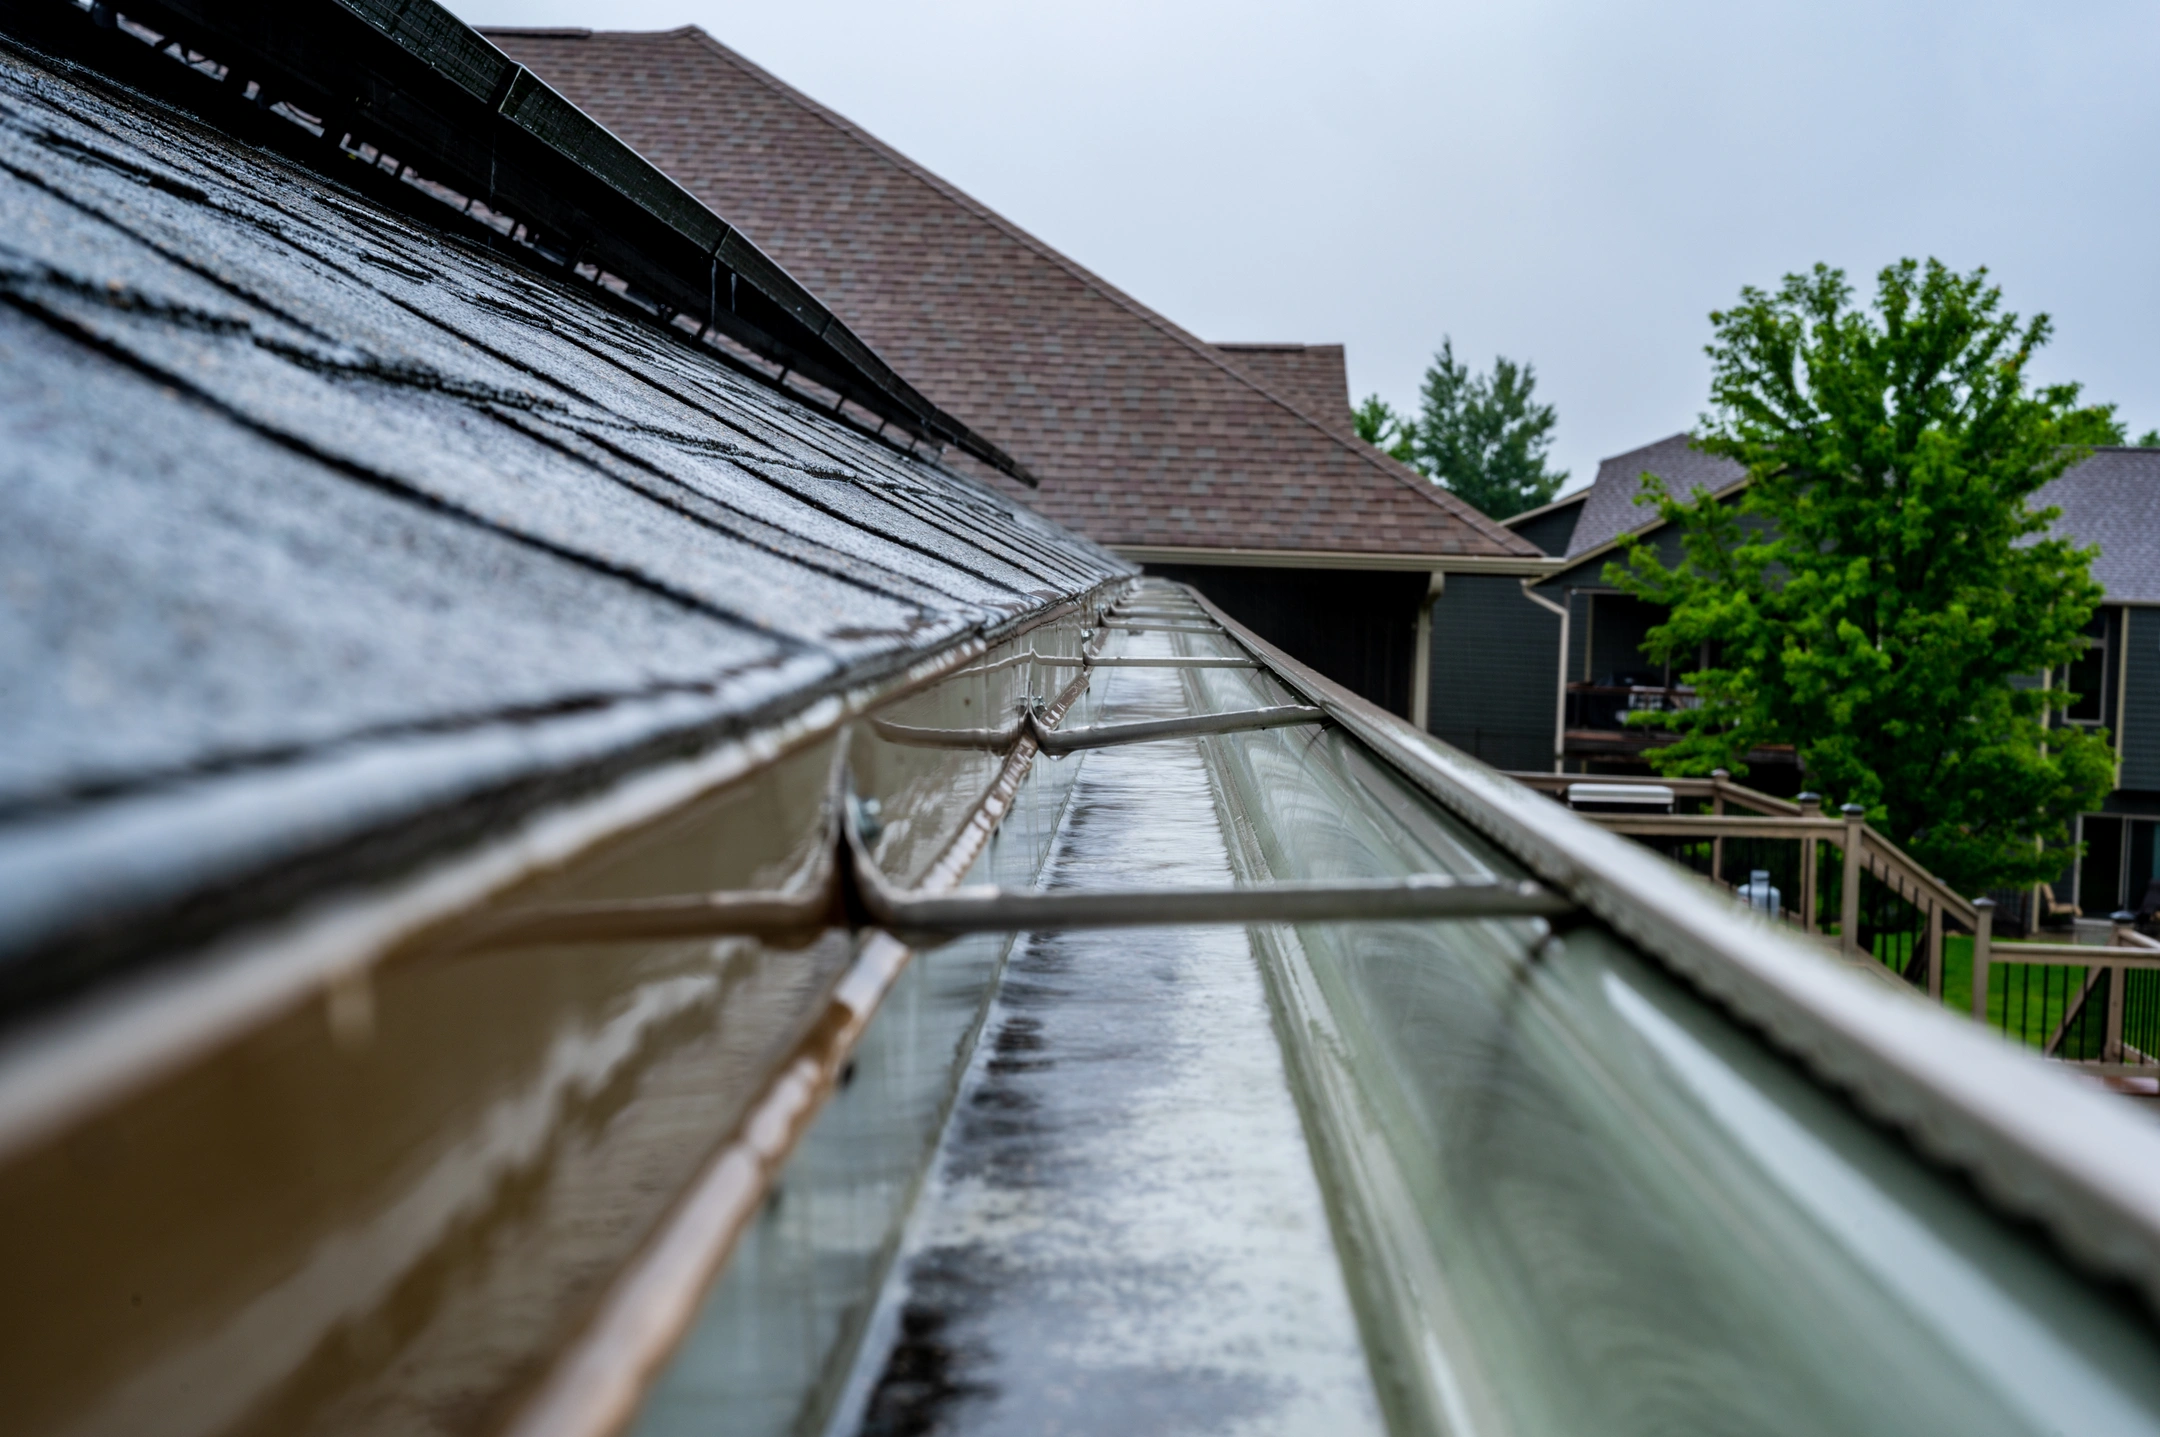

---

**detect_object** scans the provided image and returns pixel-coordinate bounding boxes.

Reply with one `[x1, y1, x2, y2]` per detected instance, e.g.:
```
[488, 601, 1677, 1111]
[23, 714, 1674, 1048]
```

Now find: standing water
[831, 648, 1383, 1435]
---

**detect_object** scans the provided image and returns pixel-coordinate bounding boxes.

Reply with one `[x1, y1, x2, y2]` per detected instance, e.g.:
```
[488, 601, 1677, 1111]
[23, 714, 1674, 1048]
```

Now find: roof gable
[1503, 490, 1588, 557]
[1566, 433, 1747, 558]
[485, 26, 1538, 562]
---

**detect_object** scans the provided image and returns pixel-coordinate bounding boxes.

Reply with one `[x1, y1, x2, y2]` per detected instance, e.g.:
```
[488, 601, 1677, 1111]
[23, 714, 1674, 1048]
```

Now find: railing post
[1797, 793, 1820, 932]
[1927, 900, 1944, 1001]
[2111, 910, 2137, 1064]
[1710, 768, 1728, 886]
[1839, 803, 1866, 959]
[2107, 961, 2126, 1064]
[1972, 898, 1995, 1022]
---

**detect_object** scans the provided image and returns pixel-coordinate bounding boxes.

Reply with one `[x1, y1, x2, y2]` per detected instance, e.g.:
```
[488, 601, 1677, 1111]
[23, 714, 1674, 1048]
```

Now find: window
[2065, 616, 2109, 725]
[2078, 814, 2160, 916]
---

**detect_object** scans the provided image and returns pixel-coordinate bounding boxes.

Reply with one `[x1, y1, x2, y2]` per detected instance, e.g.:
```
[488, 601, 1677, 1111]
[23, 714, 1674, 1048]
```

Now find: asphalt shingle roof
[1211, 343, 1354, 435]
[2035, 449, 2160, 605]
[1570, 435, 2158, 604]
[486, 26, 1537, 561]
[1565, 433, 1747, 559]
[0, 42, 1124, 998]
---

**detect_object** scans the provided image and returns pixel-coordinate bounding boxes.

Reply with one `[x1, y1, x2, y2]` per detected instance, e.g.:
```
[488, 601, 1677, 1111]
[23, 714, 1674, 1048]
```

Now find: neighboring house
[1526, 434, 1756, 774]
[1443, 432, 2160, 924]
[2033, 452, 2160, 921]
[1423, 435, 1742, 772]
[488, 26, 1546, 718]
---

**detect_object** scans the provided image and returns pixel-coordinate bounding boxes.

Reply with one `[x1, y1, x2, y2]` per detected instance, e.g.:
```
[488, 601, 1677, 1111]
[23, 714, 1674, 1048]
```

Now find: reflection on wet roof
[0, 39, 1126, 1004]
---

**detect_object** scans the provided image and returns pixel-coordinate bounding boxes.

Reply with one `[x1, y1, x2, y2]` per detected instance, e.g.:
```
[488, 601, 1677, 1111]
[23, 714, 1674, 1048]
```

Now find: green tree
[1353, 394, 1417, 465]
[2137, 429, 2160, 446]
[1610, 259, 2117, 895]
[1408, 339, 1566, 519]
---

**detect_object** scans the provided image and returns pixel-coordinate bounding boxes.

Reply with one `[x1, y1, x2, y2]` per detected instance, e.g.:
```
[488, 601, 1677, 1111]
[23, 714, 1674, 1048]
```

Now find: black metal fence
[1980, 957, 2160, 1066]
[1854, 865, 1933, 991]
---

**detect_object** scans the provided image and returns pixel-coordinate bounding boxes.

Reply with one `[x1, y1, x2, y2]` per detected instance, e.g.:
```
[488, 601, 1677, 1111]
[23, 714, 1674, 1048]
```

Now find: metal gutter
[0, 588, 1115, 1167]
[500, 640, 1108, 1437]
[1182, 586, 2160, 1309]
[869, 701, 1323, 754]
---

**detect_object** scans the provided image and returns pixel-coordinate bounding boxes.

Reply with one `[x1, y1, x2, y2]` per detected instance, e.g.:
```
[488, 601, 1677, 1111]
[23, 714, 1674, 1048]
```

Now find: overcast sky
[446, 0, 2160, 495]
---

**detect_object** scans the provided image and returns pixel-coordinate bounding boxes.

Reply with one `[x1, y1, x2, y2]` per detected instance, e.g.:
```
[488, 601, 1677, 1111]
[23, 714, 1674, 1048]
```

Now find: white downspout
[1411, 571, 1443, 732]
[1523, 579, 1569, 774]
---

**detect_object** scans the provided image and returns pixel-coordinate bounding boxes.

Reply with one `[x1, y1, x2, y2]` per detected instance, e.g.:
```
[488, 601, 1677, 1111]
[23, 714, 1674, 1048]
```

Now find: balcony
[1562, 681, 1697, 758]
[1561, 681, 1799, 770]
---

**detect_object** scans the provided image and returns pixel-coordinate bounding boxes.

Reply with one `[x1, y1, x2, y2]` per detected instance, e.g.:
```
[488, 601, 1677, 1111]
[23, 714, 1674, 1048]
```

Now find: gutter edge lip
[1180, 583, 2160, 1308]
[0, 585, 1118, 1165]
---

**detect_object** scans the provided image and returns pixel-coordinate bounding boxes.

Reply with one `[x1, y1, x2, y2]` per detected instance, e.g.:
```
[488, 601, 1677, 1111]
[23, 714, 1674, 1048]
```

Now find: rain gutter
[1182, 585, 2160, 1310]
[0, 587, 1117, 1167]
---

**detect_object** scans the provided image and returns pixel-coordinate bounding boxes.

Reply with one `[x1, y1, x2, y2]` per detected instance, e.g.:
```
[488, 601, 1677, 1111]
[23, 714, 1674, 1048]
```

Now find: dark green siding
[2126, 607, 2160, 792]
[1428, 574, 1560, 771]
[1510, 499, 1583, 557]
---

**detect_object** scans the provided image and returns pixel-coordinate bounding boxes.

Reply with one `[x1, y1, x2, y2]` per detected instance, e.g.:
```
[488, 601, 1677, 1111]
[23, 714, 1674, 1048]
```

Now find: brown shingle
[486, 26, 1536, 561]
[1212, 343, 1354, 436]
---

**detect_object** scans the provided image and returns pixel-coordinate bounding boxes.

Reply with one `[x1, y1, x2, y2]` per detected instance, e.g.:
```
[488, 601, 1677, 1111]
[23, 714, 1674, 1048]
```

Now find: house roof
[484, 26, 1538, 562]
[0, 32, 1123, 1006]
[2035, 448, 2160, 606]
[1555, 432, 2159, 604]
[1564, 433, 1747, 559]
[1211, 343, 1354, 435]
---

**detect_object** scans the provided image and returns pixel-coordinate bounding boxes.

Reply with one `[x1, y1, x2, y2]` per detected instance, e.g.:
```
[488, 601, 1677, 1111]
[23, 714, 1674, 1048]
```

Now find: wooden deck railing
[1506, 769, 2159, 1073]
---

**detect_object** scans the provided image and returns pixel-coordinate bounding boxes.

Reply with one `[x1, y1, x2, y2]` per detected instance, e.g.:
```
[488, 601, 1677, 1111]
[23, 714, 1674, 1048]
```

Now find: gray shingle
[2035, 449, 2160, 605]
[0, 45, 1125, 998]
[1565, 433, 1746, 559]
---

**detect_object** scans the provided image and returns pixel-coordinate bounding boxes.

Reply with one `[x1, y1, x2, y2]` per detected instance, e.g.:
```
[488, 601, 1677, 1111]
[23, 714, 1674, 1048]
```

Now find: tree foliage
[1356, 343, 1567, 519]
[1408, 339, 1567, 519]
[1610, 259, 2117, 895]
[1352, 394, 1417, 465]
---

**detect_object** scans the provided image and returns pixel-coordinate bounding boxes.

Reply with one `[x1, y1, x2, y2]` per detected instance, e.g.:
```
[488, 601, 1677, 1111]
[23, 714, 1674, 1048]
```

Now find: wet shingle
[0, 46, 1126, 997]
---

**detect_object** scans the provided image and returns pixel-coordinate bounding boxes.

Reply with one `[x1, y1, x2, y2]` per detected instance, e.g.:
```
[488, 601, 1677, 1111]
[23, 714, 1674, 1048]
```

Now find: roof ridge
[621, 26, 1537, 558]
[1596, 431, 1699, 466]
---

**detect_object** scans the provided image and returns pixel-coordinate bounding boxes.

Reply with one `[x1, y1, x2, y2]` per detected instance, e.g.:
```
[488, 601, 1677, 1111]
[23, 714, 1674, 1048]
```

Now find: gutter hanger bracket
[475, 768, 1570, 949]
[869, 703, 1324, 754]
